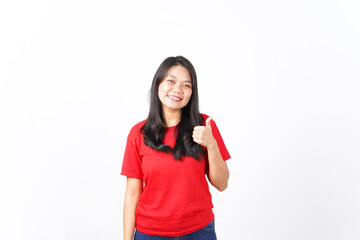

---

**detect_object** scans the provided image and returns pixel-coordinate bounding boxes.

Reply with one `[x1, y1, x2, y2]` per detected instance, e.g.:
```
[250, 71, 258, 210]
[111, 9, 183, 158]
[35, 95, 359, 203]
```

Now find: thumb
[206, 116, 212, 128]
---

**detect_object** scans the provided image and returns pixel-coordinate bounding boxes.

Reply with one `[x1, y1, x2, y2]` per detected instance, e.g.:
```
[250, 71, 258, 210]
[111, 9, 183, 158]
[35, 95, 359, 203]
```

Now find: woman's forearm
[123, 194, 140, 240]
[207, 142, 230, 191]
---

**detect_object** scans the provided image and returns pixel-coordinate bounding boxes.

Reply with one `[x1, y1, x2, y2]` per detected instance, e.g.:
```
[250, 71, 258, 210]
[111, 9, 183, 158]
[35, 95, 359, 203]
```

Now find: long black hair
[140, 56, 205, 161]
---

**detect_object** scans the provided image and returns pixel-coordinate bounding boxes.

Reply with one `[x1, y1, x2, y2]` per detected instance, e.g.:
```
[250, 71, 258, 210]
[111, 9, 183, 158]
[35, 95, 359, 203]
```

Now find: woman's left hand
[192, 117, 217, 148]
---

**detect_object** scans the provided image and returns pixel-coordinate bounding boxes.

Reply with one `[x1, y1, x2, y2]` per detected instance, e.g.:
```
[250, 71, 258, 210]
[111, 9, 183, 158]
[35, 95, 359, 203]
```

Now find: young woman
[121, 56, 231, 240]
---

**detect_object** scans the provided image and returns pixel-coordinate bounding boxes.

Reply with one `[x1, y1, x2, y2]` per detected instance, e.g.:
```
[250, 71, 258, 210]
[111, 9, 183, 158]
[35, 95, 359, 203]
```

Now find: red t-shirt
[121, 113, 231, 236]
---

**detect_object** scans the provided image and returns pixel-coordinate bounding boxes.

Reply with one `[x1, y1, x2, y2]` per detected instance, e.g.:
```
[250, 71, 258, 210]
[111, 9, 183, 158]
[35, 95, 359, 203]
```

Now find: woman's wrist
[206, 139, 218, 150]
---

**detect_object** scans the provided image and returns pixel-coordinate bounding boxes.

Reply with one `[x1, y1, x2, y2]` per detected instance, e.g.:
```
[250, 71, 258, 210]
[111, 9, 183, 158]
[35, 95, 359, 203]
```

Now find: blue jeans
[134, 219, 217, 240]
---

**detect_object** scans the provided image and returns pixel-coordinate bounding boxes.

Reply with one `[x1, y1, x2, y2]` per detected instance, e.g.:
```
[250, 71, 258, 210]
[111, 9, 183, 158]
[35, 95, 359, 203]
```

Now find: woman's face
[158, 65, 193, 113]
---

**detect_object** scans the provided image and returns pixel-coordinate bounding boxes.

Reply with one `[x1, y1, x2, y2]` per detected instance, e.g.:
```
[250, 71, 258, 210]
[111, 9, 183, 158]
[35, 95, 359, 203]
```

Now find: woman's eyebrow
[167, 75, 192, 83]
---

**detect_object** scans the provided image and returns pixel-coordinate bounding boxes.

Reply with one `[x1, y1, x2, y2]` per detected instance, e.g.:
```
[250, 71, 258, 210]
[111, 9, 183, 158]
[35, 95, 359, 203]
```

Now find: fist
[192, 117, 217, 148]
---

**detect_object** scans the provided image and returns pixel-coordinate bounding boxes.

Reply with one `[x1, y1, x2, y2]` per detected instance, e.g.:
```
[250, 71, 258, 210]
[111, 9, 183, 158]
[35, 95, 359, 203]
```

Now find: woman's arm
[123, 177, 143, 240]
[206, 143, 230, 191]
[192, 117, 230, 192]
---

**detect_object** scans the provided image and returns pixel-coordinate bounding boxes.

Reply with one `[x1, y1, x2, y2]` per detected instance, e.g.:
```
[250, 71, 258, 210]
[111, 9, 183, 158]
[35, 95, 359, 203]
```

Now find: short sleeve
[120, 126, 144, 179]
[210, 118, 231, 161]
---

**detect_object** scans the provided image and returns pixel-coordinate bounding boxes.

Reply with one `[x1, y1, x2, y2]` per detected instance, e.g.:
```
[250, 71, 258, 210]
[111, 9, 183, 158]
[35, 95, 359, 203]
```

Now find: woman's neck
[162, 109, 181, 127]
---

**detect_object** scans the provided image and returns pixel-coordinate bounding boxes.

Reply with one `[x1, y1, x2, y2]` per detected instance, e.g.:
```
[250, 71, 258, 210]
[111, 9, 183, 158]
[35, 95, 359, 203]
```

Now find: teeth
[168, 95, 181, 100]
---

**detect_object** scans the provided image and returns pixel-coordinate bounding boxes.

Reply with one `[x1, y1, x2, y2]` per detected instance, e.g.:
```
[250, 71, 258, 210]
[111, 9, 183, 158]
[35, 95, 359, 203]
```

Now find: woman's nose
[172, 83, 182, 93]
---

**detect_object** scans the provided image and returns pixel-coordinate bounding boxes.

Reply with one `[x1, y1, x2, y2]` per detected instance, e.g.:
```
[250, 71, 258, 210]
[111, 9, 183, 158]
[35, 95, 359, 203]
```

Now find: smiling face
[158, 65, 193, 114]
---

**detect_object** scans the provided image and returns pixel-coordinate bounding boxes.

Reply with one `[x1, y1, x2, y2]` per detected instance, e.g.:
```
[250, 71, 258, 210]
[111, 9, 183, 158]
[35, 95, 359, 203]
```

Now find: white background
[1, 0, 359, 239]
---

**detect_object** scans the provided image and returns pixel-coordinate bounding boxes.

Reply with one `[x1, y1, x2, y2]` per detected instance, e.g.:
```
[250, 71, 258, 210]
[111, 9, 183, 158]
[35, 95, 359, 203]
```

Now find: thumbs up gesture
[192, 116, 217, 148]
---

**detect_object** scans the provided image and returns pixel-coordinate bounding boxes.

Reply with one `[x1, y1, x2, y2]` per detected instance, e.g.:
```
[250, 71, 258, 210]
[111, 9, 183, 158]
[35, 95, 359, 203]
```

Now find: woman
[121, 56, 231, 240]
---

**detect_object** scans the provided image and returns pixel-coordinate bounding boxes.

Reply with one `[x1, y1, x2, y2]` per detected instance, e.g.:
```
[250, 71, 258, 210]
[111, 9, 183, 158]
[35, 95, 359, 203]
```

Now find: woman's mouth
[168, 95, 181, 101]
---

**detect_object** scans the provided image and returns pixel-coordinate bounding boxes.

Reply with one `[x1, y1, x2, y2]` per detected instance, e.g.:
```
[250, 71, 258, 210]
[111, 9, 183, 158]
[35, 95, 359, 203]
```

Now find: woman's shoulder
[127, 119, 147, 137]
[200, 113, 210, 119]
[199, 113, 212, 126]
[133, 119, 147, 128]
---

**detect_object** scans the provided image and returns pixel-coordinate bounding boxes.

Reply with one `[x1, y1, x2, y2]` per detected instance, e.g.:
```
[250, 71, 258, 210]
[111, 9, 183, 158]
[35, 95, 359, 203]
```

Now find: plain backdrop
[1, 0, 359, 239]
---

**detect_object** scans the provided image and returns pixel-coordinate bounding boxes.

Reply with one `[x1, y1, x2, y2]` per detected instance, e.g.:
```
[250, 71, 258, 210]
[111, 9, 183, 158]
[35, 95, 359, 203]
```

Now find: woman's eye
[167, 79, 174, 83]
[183, 84, 191, 88]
